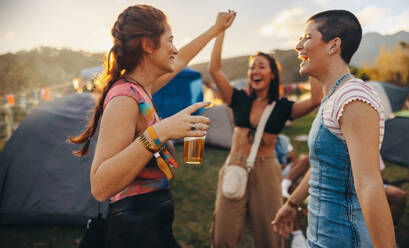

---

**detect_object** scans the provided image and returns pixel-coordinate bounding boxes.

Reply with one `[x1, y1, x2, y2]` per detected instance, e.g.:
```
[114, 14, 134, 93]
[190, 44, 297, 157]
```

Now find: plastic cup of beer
[184, 136, 206, 165]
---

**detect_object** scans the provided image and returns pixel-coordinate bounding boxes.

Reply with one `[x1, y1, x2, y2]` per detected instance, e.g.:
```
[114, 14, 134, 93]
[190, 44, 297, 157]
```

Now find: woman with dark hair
[208, 22, 323, 247]
[69, 5, 235, 248]
[272, 10, 395, 247]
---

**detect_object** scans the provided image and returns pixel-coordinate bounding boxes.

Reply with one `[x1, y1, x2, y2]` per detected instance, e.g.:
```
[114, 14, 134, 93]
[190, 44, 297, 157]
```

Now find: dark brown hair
[308, 10, 362, 64]
[68, 5, 167, 156]
[248, 52, 281, 103]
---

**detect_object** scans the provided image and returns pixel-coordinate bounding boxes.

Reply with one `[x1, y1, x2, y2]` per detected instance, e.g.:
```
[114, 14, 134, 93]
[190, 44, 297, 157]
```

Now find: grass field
[1, 113, 408, 247]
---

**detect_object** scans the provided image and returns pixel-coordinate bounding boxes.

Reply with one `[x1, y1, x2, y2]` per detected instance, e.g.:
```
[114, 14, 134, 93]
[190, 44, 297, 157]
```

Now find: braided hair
[68, 5, 167, 156]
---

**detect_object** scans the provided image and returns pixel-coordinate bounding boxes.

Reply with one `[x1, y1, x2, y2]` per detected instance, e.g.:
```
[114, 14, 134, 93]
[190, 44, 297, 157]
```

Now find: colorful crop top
[103, 80, 169, 203]
[229, 88, 294, 134]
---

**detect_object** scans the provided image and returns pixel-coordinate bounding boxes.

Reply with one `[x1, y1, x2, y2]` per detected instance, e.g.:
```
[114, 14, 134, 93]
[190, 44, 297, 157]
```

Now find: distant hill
[351, 31, 409, 67]
[0, 47, 103, 94]
[190, 49, 307, 85]
[191, 31, 409, 84]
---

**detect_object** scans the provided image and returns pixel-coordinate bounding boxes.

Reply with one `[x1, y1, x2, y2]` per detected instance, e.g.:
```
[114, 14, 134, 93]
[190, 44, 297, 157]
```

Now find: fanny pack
[221, 101, 276, 200]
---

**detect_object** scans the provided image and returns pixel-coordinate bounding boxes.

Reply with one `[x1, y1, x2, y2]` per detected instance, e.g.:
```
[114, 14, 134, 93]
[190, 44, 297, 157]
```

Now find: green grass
[1, 113, 408, 247]
[171, 146, 229, 247]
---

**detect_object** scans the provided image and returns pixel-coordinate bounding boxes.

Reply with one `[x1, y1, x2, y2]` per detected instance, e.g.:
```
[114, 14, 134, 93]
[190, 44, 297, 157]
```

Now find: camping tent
[368, 81, 409, 119]
[381, 115, 409, 168]
[201, 105, 233, 149]
[0, 68, 204, 225]
[0, 93, 103, 225]
[153, 67, 203, 118]
[231, 78, 247, 90]
[79, 66, 104, 81]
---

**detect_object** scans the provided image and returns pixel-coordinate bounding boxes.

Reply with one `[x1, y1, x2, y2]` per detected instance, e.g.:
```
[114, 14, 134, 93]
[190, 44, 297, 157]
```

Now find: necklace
[328, 73, 350, 97]
[124, 76, 143, 87]
[255, 96, 268, 102]
[124, 76, 151, 95]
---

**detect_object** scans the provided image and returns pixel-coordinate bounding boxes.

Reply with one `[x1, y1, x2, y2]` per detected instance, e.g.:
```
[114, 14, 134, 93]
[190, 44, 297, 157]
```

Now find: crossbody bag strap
[246, 101, 276, 171]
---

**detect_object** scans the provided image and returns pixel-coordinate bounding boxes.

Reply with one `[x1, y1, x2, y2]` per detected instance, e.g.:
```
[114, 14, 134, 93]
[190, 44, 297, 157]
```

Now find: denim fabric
[306, 96, 373, 248]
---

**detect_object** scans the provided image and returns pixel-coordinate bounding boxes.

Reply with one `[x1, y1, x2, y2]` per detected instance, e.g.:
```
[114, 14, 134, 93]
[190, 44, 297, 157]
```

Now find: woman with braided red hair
[69, 5, 235, 247]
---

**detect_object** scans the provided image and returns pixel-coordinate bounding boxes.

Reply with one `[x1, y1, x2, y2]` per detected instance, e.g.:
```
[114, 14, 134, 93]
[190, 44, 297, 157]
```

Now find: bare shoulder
[100, 96, 142, 142]
[340, 100, 379, 127]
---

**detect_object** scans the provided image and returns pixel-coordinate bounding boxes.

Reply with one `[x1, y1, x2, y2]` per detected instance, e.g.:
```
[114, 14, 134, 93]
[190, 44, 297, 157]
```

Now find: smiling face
[247, 55, 274, 92]
[295, 20, 331, 77]
[150, 23, 178, 73]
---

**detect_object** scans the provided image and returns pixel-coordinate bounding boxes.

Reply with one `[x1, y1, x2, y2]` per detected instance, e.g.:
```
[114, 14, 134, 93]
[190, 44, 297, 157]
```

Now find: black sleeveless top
[229, 88, 294, 134]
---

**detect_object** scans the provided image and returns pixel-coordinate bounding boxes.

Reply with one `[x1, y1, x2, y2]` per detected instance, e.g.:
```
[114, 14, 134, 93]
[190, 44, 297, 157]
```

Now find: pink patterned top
[103, 80, 169, 203]
[323, 78, 385, 148]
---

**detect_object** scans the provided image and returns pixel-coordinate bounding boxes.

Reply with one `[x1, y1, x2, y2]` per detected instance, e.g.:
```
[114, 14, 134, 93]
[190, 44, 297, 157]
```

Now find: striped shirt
[322, 78, 385, 147]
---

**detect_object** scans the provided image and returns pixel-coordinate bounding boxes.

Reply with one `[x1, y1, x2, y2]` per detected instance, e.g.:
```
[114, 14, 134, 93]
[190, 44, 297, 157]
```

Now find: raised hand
[214, 10, 237, 33]
[271, 204, 298, 237]
[153, 102, 211, 141]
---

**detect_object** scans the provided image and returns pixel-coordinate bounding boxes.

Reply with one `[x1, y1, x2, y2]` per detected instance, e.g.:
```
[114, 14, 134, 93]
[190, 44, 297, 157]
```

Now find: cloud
[3, 30, 16, 41]
[357, 6, 409, 34]
[260, 8, 306, 47]
[312, 0, 329, 4]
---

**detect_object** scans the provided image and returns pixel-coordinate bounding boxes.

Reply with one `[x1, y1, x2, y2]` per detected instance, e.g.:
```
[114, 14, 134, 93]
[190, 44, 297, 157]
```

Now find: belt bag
[222, 101, 276, 200]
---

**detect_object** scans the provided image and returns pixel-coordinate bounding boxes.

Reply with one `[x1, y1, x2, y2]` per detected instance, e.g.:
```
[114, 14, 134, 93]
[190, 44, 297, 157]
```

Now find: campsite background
[1, 0, 409, 247]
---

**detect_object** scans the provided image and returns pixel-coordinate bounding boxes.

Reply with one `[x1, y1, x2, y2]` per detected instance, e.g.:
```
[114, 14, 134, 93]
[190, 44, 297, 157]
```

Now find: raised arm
[341, 101, 395, 248]
[208, 31, 234, 105]
[290, 76, 323, 119]
[152, 11, 236, 94]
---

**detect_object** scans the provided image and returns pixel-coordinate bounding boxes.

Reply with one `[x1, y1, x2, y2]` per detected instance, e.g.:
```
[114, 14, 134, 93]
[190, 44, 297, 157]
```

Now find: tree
[361, 43, 409, 86]
[0, 47, 103, 95]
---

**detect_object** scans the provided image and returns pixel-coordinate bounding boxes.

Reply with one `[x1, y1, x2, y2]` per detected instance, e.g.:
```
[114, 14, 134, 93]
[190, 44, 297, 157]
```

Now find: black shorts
[106, 189, 179, 248]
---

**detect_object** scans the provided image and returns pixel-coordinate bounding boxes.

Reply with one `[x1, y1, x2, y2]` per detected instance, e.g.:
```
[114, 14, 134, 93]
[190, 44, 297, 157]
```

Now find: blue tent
[79, 66, 204, 118]
[368, 81, 409, 119]
[79, 66, 104, 81]
[0, 93, 103, 225]
[0, 68, 203, 225]
[381, 115, 409, 168]
[153, 68, 203, 118]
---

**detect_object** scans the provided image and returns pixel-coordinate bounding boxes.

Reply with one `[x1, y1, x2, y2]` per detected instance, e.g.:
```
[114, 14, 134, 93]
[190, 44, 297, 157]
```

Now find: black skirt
[105, 188, 180, 248]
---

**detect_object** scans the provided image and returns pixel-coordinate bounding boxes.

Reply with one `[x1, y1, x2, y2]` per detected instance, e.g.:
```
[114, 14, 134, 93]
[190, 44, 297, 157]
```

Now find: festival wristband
[147, 126, 163, 147]
[137, 133, 158, 154]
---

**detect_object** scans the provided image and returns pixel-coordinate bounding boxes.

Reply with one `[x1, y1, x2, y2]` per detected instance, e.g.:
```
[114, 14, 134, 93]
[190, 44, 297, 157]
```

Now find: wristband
[147, 126, 163, 147]
[286, 199, 299, 210]
[137, 133, 158, 154]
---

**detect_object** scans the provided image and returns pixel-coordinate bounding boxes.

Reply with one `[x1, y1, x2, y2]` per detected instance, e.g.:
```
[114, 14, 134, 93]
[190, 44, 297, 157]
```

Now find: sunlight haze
[1, 0, 409, 64]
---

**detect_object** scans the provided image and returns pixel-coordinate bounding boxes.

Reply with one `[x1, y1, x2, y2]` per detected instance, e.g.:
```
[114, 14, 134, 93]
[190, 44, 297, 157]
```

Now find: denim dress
[306, 83, 373, 247]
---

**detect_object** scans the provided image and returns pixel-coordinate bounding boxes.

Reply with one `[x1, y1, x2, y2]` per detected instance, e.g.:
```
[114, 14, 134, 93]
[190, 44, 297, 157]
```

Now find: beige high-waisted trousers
[212, 153, 284, 248]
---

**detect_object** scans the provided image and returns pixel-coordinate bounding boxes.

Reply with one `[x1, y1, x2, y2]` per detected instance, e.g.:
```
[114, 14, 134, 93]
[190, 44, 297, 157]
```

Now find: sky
[1, 0, 409, 64]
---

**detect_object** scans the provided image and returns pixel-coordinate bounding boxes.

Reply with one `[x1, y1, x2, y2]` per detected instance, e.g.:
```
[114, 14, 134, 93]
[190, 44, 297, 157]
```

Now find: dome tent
[381, 114, 409, 168]
[0, 68, 205, 225]
[0, 93, 103, 225]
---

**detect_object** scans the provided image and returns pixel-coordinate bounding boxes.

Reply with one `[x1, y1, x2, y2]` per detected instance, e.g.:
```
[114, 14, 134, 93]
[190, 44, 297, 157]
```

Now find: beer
[184, 136, 205, 164]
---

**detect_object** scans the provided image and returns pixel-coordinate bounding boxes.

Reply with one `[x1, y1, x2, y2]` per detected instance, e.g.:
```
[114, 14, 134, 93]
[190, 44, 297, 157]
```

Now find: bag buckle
[246, 163, 253, 173]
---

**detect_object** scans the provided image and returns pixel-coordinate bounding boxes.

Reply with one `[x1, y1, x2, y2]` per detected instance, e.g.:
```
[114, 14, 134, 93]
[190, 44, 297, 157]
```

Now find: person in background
[380, 158, 407, 248]
[272, 10, 396, 247]
[275, 134, 308, 248]
[208, 11, 323, 247]
[69, 5, 235, 247]
[276, 134, 309, 199]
